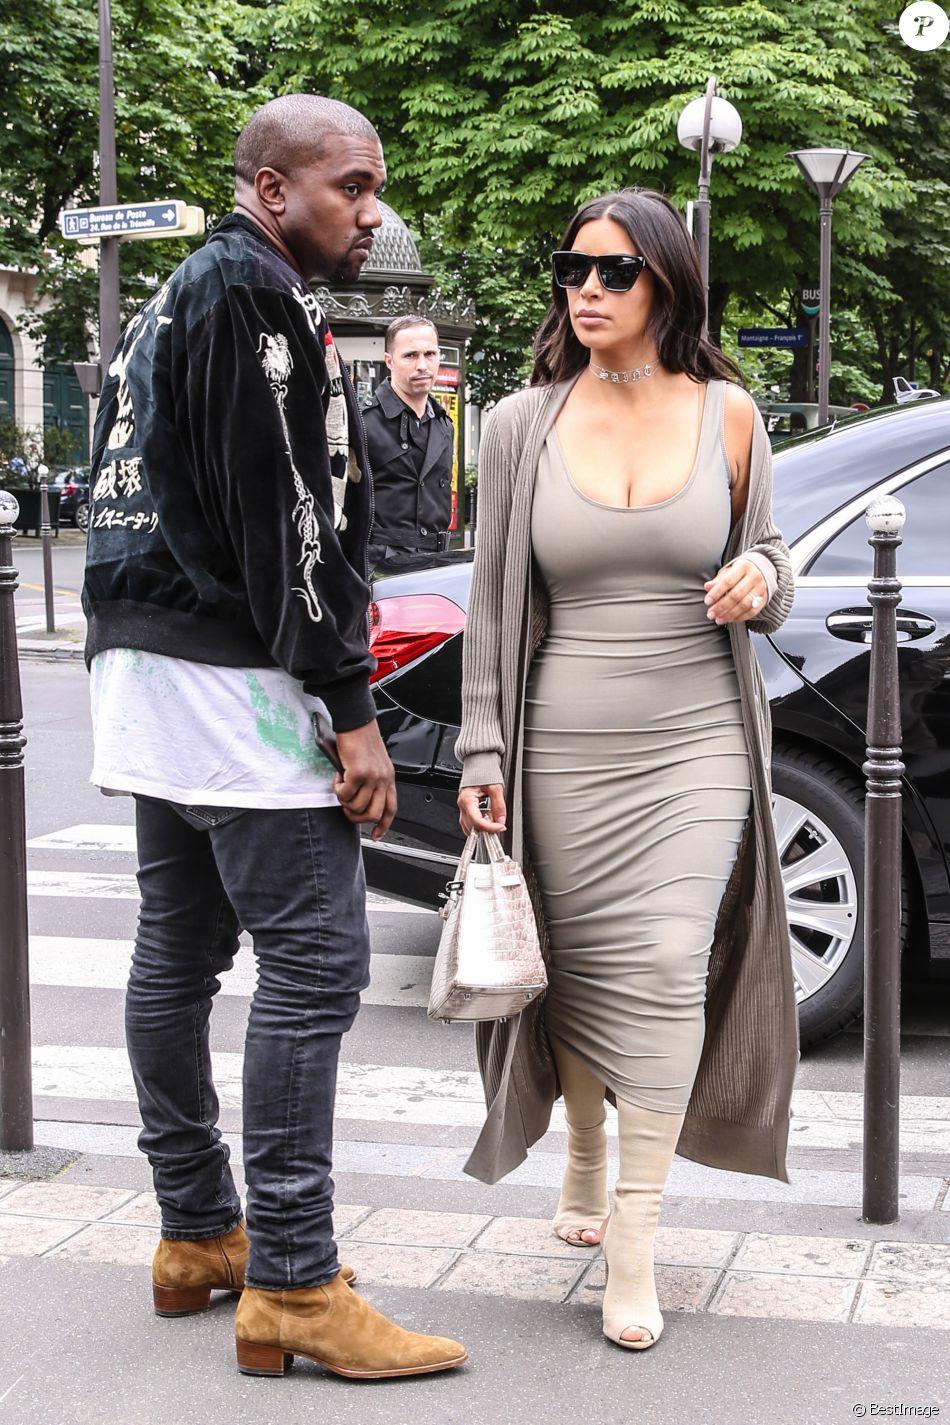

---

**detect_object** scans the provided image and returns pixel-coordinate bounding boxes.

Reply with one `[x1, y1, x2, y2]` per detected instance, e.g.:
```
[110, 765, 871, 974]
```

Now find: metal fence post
[862, 494, 905, 1225]
[0, 490, 34, 1151]
[38, 464, 56, 635]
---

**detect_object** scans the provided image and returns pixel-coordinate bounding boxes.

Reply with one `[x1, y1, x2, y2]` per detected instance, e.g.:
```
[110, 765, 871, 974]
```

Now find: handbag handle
[455, 829, 506, 880]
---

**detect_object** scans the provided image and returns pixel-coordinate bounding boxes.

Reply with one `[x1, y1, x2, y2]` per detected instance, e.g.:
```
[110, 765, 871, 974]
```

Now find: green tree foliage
[0, 0, 263, 359]
[0, 413, 72, 480]
[4, 0, 947, 404]
[254, 0, 944, 404]
[855, 48, 950, 399]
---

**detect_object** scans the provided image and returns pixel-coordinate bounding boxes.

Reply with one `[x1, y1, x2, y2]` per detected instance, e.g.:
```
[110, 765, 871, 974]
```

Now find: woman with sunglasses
[456, 188, 797, 1352]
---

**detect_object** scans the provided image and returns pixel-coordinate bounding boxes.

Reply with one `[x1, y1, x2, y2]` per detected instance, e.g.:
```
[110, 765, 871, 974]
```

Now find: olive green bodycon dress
[523, 380, 752, 1114]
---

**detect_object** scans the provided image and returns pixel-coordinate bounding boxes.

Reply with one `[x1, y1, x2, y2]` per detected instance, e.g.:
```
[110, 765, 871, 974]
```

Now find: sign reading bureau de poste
[60, 201, 205, 241]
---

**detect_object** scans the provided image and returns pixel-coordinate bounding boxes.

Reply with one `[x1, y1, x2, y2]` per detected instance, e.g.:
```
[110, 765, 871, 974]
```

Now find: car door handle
[826, 608, 937, 643]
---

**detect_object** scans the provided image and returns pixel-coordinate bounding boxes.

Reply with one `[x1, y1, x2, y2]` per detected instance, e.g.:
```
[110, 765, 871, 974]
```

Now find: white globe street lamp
[0, 490, 20, 526]
[677, 77, 742, 333]
[787, 148, 868, 426]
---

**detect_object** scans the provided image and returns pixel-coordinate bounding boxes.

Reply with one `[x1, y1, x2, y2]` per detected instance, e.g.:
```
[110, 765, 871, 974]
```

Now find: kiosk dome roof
[363, 202, 423, 275]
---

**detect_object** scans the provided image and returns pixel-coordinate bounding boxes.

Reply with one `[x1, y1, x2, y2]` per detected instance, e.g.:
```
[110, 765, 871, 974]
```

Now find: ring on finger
[750, 593, 763, 609]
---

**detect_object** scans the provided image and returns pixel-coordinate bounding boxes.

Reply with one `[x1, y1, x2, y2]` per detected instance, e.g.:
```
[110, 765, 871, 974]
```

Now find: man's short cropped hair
[234, 95, 378, 185]
[384, 315, 439, 354]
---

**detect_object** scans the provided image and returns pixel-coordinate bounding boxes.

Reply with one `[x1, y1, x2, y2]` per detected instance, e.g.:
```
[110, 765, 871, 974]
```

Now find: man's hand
[333, 720, 397, 841]
[704, 558, 769, 625]
[457, 784, 507, 836]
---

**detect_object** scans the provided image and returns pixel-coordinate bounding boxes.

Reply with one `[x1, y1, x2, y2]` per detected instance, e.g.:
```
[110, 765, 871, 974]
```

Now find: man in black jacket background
[82, 94, 465, 1382]
[362, 315, 455, 571]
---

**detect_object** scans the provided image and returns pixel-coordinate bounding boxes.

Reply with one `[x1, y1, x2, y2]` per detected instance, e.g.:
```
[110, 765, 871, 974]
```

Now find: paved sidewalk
[16, 628, 86, 662]
[13, 528, 87, 661]
[1, 1172, 948, 1425]
[3, 1177, 950, 1332]
[15, 606, 86, 663]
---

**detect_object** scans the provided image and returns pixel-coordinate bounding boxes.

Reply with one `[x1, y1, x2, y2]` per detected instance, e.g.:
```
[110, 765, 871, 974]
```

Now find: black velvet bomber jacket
[82, 214, 377, 732]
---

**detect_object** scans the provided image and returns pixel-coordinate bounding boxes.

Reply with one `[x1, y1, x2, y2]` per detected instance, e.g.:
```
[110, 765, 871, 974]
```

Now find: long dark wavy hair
[531, 188, 742, 387]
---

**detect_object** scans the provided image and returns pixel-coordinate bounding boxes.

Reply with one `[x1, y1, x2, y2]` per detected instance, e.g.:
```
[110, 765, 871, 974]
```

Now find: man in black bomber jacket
[82, 95, 466, 1382]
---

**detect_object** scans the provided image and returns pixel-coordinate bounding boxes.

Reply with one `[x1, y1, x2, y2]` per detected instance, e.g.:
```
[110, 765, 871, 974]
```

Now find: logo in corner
[899, 0, 949, 49]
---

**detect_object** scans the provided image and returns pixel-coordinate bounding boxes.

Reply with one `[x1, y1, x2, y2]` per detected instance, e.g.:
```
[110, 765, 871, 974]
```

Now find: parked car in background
[52, 467, 91, 531]
[893, 376, 941, 405]
[362, 398, 950, 1048]
[755, 399, 862, 446]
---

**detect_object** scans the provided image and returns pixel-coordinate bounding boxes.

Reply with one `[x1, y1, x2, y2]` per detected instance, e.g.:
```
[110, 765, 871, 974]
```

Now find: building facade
[0, 265, 90, 463]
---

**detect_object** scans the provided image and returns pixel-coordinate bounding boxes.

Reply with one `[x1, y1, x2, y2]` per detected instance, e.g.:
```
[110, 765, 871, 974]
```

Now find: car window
[770, 399, 950, 544]
[807, 464, 950, 578]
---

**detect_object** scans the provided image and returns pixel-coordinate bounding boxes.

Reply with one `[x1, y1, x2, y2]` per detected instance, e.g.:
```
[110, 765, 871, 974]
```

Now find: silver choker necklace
[591, 360, 655, 384]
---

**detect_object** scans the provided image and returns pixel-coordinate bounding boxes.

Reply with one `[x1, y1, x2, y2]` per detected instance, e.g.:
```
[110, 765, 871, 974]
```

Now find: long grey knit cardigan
[455, 376, 800, 1186]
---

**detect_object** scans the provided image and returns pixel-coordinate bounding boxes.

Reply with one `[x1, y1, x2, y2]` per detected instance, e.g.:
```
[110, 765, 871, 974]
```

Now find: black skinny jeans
[126, 796, 370, 1289]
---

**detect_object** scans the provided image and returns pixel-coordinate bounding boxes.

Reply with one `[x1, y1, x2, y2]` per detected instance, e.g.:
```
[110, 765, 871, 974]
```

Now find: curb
[17, 641, 86, 663]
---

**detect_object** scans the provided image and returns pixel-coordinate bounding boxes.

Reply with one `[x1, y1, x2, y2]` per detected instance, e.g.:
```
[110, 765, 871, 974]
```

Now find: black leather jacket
[362, 378, 454, 552]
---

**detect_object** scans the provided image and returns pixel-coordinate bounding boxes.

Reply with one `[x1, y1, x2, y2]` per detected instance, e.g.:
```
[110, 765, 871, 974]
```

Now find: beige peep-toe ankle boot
[551, 1040, 610, 1247]
[602, 1101, 685, 1350]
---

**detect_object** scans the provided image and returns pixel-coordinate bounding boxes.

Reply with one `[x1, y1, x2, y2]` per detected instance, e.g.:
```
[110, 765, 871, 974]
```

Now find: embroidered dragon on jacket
[258, 331, 323, 624]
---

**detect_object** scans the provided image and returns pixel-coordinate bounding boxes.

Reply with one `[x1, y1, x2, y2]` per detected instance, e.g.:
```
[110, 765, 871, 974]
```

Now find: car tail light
[64, 481, 77, 494]
[368, 594, 466, 684]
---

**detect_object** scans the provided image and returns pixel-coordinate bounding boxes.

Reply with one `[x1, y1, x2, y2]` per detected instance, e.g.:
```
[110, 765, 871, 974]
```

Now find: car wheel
[771, 745, 910, 1048]
[76, 502, 90, 532]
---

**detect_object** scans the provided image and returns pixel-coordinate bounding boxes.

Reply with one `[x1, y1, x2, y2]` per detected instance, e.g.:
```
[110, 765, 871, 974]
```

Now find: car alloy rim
[771, 793, 859, 1004]
[77, 504, 89, 531]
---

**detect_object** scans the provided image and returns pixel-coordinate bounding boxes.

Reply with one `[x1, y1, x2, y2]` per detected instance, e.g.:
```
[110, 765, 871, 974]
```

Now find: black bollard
[862, 494, 905, 1225]
[38, 464, 56, 635]
[0, 490, 34, 1151]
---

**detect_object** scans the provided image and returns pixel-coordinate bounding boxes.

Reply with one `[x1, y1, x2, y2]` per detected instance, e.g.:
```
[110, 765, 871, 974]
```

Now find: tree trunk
[868, 308, 908, 404]
[707, 280, 730, 349]
[788, 344, 811, 403]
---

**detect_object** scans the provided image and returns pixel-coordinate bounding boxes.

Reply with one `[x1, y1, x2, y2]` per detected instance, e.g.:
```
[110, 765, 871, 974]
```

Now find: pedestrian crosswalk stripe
[29, 936, 433, 1008]
[28, 824, 137, 853]
[26, 868, 433, 914]
[24, 1117, 948, 1212]
[22, 819, 950, 1232]
[27, 1043, 950, 1154]
[29, 870, 141, 899]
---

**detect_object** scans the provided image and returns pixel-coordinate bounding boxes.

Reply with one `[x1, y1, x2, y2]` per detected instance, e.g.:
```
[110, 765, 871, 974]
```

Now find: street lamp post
[98, 0, 120, 385]
[677, 77, 742, 334]
[786, 148, 868, 426]
[37, 463, 55, 635]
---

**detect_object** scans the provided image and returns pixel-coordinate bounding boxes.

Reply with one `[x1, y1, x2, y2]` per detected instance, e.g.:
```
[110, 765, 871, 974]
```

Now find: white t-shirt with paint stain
[89, 648, 338, 808]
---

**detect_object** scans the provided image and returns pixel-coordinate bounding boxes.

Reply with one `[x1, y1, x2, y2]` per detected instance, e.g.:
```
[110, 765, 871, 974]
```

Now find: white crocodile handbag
[427, 830, 547, 1023]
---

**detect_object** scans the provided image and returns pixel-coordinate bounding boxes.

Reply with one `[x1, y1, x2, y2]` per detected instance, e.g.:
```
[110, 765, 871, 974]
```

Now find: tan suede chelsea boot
[152, 1223, 355, 1316]
[235, 1270, 467, 1379]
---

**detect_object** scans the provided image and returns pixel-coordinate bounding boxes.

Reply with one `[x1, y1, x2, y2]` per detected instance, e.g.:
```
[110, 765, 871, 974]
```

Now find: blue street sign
[738, 327, 809, 349]
[60, 201, 184, 240]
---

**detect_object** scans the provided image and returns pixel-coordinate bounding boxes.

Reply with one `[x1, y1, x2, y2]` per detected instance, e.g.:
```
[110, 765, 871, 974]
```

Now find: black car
[363, 399, 950, 1047]
[52, 467, 91, 531]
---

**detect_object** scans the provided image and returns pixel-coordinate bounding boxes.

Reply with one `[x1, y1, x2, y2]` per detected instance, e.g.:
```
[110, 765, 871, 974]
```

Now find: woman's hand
[458, 784, 507, 836]
[703, 558, 769, 625]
